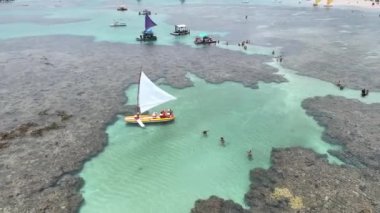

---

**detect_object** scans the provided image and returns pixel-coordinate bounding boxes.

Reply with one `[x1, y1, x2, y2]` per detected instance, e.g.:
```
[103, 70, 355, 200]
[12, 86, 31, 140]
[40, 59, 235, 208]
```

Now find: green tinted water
[80, 61, 380, 212]
[3, 1, 380, 212]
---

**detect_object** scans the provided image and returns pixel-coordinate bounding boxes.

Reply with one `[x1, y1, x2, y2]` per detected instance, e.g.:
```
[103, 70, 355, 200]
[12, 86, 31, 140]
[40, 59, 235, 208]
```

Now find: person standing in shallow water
[202, 130, 208, 136]
[247, 150, 253, 160]
[220, 137, 225, 146]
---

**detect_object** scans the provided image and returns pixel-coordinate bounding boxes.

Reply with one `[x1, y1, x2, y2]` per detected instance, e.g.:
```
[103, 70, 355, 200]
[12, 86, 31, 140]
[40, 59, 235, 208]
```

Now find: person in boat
[202, 130, 208, 136]
[279, 56, 283, 62]
[160, 110, 165, 118]
[152, 112, 158, 118]
[135, 112, 140, 120]
[244, 45, 247, 50]
[247, 149, 253, 160]
[245, 15, 248, 20]
[168, 109, 173, 117]
[220, 137, 225, 146]
[272, 50, 275, 55]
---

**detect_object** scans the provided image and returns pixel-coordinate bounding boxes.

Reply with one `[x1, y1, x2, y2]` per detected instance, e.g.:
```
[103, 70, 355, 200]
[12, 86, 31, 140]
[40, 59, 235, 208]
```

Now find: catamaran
[124, 71, 176, 128]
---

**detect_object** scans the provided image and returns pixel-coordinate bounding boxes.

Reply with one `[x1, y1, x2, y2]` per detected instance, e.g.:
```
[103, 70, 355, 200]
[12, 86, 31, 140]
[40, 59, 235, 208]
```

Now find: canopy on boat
[326, 0, 333, 5]
[138, 72, 176, 113]
[198, 32, 208, 38]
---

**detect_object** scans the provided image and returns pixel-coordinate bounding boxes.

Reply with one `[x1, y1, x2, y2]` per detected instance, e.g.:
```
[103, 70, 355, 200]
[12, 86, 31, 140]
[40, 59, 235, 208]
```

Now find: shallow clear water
[79, 60, 380, 212]
[3, 0, 380, 212]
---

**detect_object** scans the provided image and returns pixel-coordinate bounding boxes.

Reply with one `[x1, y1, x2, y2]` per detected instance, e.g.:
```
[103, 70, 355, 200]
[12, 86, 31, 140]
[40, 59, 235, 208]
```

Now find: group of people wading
[336, 80, 370, 97]
[202, 130, 254, 161]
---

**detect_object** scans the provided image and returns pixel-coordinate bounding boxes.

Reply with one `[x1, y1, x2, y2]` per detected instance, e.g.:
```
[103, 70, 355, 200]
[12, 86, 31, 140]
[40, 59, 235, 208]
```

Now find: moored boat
[170, 24, 190, 36]
[110, 21, 127, 27]
[139, 9, 151, 15]
[194, 33, 217, 45]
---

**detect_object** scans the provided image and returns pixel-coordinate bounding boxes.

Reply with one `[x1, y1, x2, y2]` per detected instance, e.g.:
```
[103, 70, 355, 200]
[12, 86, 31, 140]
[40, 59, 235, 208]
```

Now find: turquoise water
[0, 0, 310, 47]
[79, 61, 380, 212]
[3, 0, 380, 212]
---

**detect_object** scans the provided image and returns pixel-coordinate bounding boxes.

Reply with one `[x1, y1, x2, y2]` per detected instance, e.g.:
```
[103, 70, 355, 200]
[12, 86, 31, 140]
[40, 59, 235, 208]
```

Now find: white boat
[110, 21, 126, 27]
[170, 24, 190, 36]
[139, 9, 151, 15]
[124, 70, 176, 127]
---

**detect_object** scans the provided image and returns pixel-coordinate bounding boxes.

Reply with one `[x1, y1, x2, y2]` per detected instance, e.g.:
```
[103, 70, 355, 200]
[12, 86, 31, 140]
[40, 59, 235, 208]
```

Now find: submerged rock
[191, 196, 249, 213]
[302, 95, 380, 170]
[245, 148, 380, 213]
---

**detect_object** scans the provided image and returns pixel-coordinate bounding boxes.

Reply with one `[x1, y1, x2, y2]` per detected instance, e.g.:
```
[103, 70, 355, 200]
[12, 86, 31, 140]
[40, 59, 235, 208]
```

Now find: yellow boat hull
[124, 115, 175, 124]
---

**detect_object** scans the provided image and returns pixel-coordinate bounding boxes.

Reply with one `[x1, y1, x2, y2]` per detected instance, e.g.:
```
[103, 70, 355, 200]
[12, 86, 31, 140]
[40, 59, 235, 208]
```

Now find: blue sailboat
[136, 14, 157, 41]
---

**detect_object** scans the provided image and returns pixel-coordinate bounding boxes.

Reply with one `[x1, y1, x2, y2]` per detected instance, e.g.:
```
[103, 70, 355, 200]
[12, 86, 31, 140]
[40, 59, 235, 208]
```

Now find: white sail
[138, 71, 176, 113]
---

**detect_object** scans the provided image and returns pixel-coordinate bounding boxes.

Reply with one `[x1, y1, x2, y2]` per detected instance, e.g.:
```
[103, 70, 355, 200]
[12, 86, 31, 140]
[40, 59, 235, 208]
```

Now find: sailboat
[124, 71, 176, 127]
[136, 14, 157, 41]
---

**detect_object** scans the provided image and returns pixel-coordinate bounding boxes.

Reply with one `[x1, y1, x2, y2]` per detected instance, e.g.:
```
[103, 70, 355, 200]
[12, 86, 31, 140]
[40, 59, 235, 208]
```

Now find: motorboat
[194, 33, 217, 45]
[170, 24, 190, 36]
[110, 21, 127, 27]
[139, 9, 151, 15]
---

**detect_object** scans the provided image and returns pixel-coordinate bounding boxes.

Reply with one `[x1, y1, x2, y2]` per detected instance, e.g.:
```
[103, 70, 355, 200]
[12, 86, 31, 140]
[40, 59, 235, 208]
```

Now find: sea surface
[2, 0, 380, 212]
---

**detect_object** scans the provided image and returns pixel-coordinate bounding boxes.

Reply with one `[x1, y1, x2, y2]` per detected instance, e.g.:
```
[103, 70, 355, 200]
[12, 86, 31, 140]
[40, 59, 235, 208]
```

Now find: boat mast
[136, 66, 143, 113]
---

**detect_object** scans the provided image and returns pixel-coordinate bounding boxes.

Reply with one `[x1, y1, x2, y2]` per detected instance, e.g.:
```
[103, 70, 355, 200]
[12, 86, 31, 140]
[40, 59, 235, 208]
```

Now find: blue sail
[145, 14, 157, 31]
